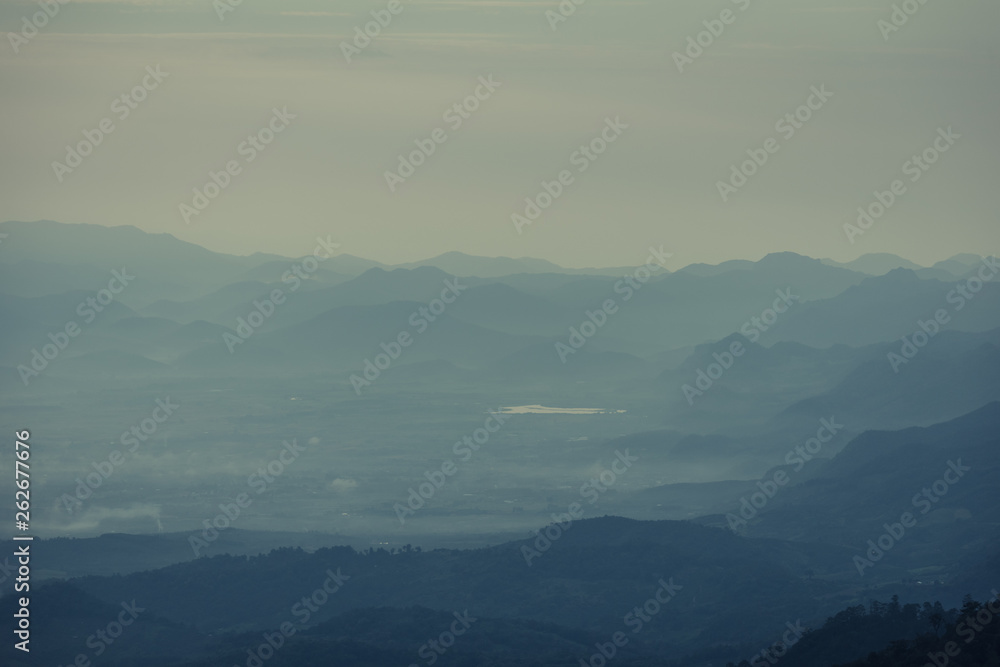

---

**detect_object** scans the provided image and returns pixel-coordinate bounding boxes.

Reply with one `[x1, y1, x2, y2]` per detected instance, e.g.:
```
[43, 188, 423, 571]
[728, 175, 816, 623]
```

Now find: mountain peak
[880, 266, 922, 282]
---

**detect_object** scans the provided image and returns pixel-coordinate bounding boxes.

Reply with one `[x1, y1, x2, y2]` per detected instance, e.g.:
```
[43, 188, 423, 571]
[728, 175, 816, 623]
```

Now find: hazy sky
[1, 0, 997, 267]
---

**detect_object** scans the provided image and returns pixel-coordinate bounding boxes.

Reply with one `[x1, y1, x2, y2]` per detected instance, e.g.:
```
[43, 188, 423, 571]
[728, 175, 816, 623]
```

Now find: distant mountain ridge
[2, 220, 986, 289]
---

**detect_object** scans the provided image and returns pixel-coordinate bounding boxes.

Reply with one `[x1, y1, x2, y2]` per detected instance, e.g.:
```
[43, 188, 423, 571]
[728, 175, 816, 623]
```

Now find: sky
[1, 0, 998, 268]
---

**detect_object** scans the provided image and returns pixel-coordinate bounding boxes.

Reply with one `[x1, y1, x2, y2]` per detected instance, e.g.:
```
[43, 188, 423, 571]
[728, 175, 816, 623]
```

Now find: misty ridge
[1, 219, 999, 667]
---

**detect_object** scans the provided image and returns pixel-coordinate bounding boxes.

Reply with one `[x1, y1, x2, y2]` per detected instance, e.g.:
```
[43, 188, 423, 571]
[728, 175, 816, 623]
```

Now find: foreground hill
[67, 518, 853, 652]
